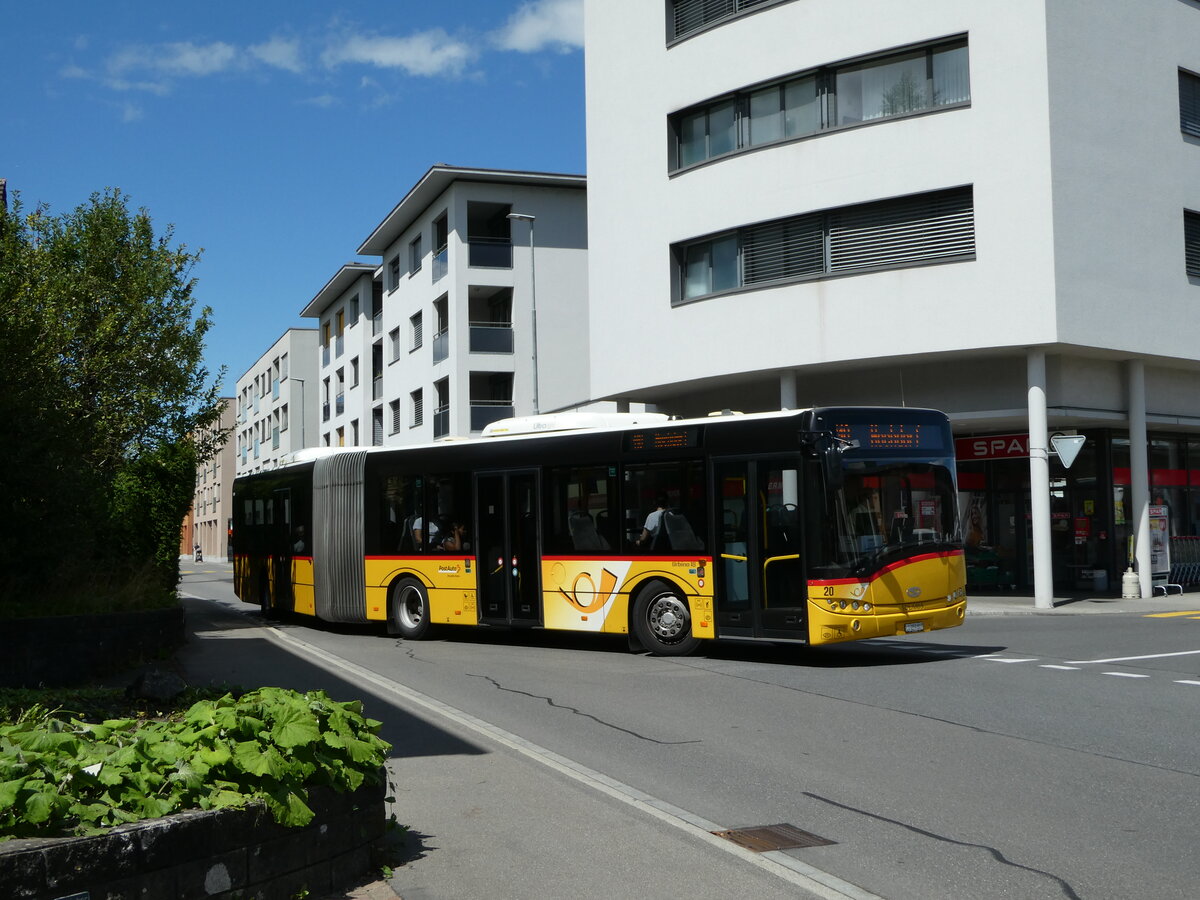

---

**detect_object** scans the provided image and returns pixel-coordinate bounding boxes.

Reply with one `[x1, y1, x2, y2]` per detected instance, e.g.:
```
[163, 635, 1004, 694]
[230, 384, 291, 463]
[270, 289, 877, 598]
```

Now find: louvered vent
[828, 188, 975, 273]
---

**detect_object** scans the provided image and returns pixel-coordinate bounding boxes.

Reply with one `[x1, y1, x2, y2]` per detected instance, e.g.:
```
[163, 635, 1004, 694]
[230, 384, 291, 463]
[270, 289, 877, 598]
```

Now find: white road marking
[1101, 672, 1150, 679]
[1174, 679, 1200, 687]
[1065, 649, 1200, 665]
[1039, 665, 1080, 671]
[980, 657, 1038, 664]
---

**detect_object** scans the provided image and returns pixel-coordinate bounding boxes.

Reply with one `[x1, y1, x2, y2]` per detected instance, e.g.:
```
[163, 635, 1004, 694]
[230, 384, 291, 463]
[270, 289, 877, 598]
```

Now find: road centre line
[1145, 611, 1200, 617]
[263, 625, 883, 900]
[1065, 649, 1200, 665]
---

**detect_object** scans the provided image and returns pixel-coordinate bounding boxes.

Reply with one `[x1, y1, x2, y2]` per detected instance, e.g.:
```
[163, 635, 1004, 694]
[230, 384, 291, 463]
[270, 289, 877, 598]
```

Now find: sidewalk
[965, 585, 1200, 616]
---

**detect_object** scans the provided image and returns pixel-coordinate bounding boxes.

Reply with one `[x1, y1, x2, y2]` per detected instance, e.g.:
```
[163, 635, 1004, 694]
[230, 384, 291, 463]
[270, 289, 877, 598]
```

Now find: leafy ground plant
[0, 687, 391, 839]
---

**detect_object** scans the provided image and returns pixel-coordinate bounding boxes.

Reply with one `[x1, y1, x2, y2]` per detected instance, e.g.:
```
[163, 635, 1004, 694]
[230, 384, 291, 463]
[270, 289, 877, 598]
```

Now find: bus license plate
[904, 622, 924, 634]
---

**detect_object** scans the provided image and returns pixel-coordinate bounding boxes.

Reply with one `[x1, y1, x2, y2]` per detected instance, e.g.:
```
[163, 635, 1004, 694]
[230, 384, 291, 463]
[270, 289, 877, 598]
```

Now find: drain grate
[712, 823, 836, 853]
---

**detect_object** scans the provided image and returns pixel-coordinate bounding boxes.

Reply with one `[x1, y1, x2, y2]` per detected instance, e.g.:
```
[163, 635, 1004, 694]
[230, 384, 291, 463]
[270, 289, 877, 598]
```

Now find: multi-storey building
[585, 0, 1200, 600]
[180, 398, 236, 561]
[233, 328, 318, 475]
[303, 165, 593, 446]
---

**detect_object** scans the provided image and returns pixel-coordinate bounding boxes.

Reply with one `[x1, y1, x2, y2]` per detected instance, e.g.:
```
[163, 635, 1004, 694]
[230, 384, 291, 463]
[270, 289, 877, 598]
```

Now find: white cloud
[108, 41, 241, 78]
[492, 0, 583, 53]
[321, 29, 477, 77]
[250, 36, 304, 74]
[120, 102, 144, 123]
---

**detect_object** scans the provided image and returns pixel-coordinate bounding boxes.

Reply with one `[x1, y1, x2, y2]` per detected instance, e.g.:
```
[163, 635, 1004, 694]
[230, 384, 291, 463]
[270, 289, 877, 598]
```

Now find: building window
[1186, 210, 1200, 278]
[673, 186, 975, 303]
[280, 403, 289, 432]
[351, 419, 359, 446]
[388, 255, 401, 292]
[1182, 69, 1200, 138]
[389, 328, 401, 363]
[351, 356, 360, 387]
[410, 234, 423, 274]
[672, 38, 969, 171]
[349, 292, 360, 323]
[411, 311, 423, 351]
[389, 399, 402, 435]
[411, 389, 424, 428]
[670, 0, 782, 42]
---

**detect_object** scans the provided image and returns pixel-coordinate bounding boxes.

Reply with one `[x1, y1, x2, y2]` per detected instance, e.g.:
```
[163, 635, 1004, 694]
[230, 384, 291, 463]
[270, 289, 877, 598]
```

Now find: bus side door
[475, 471, 542, 626]
[714, 458, 808, 639]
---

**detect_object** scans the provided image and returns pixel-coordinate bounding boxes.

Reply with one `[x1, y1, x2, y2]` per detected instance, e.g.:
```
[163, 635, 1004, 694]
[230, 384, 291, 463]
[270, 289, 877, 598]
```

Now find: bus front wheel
[389, 579, 431, 640]
[632, 580, 700, 656]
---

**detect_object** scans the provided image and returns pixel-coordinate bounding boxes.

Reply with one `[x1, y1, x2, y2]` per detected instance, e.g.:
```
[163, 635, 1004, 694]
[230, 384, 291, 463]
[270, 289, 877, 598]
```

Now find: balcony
[469, 322, 513, 354]
[322, 402, 331, 422]
[432, 246, 448, 281]
[432, 329, 449, 364]
[470, 402, 514, 432]
[467, 237, 512, 269]
[272, 378, 280, 400]
[272, 427, 280, 450]
[433, 404, 450, 440]
[372, 375, 383, 401]
[335, 334, 344, 358]
[372, 312, 382, 337]
[322, 345, 330, 367]
[335, 394, 344, 416]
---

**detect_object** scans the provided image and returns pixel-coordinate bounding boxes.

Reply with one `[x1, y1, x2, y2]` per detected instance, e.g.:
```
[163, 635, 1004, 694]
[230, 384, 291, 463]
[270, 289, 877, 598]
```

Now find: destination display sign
[624, 426, 701, 452]
[830, 419, 945, 451]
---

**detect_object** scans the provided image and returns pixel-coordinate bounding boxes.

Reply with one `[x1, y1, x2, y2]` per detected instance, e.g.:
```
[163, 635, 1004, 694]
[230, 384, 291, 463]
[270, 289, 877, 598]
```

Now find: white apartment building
[585, 0, 1200, 600]
[234, 328, 319, 475]
[303, 165, 591, 447]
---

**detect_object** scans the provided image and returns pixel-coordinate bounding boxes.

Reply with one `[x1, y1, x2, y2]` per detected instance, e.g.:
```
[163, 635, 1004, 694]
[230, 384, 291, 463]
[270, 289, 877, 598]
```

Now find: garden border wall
[0, 779, 386, 900]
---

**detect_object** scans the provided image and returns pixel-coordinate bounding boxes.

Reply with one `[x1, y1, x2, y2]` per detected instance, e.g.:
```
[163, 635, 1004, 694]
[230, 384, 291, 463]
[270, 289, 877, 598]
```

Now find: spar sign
[955, 434, 1030, 462]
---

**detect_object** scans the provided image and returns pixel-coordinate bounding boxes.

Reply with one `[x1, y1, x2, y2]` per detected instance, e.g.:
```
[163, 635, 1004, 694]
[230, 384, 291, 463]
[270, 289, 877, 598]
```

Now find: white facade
[586, 0, 1200, 414]
[185, 398, 235, 561]
[234, 328, 319, 475]
[586, 0, 1200, 597]
[321, 165, 593, 446]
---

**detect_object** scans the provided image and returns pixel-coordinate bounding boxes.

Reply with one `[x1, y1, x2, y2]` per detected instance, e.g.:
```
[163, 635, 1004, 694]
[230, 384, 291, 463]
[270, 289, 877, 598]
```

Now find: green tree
[0, 188, 224, 613]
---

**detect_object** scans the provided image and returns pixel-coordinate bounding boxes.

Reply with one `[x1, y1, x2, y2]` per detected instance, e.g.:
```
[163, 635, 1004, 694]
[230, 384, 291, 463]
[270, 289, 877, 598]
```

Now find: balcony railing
[372, 312, 382, 337]
[433, 404, 451, 440]
[432, 246, 448, 281]
[469, 323, 514, 354]
[335, 334, 344, 358]
[272, 427, 280, 450]
[372, 375, 383, 401]
[322, 402, 330, 422]
[432, 329, 449, 364]
[322, 345, 330, 367]
[470, 402, 514, 432]
[272, 378, 280, 400]
[467, 237, 512, 268]
[335, 394, 344, 416]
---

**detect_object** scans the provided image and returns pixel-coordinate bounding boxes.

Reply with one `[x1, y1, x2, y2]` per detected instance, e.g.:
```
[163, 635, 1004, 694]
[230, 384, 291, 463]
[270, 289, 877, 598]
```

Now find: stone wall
[0, 779, 387, 900]
[0, 607, 186, 688]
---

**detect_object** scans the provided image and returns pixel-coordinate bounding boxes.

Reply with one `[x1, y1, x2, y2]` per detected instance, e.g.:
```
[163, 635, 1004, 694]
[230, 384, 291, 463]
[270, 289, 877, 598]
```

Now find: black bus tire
[389, 579, 432, 640]
[632, 580, 700, 656]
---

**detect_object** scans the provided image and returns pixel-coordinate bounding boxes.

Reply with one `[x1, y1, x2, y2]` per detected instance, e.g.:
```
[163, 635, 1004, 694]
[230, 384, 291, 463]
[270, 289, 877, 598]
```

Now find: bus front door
[475, 471, 542, 626]
[271, 488, 295, 613]
[715, 459, 808, 640]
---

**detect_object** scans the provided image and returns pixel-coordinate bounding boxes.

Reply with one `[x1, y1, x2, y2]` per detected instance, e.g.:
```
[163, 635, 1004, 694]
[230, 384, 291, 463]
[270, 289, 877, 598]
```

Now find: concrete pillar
[1128, 360, 1152, 598]
[1027, 350, 1054, 610]
[779, 372, 798, 410]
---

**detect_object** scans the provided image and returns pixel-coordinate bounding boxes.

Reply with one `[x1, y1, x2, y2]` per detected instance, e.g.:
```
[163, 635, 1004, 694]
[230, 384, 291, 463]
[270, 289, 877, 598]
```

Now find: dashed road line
[1173, 679, 1200, 687]
[1040, 664, 1080, 671]
[1065, 649, 1200, 665]
[1101, 672, 1150, 679]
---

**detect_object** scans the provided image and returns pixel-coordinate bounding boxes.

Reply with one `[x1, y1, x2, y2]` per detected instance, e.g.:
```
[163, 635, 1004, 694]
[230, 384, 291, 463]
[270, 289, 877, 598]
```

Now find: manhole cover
[712, 823, 836, 853]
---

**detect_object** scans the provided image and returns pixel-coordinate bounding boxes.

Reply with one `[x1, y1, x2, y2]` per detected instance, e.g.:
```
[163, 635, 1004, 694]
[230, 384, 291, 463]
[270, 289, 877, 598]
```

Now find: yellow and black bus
[232, 407, 966, 655]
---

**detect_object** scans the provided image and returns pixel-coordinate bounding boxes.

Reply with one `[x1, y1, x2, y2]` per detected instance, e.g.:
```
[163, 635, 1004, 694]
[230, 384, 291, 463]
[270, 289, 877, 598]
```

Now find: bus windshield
[822, 455, 960, 578]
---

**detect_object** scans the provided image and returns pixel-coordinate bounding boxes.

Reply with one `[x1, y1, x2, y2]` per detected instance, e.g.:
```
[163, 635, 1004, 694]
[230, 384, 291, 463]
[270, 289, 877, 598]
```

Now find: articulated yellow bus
[233, 407, 966, 655]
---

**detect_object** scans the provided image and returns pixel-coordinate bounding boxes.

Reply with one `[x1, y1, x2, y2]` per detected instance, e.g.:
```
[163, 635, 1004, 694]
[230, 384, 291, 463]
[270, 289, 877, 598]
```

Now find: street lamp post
[287, 376, 306, 449]
[506, 212, 538, 416]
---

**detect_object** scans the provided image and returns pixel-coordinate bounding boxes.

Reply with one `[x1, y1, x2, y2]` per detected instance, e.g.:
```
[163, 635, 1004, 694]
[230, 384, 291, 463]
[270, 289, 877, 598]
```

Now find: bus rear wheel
[632, 580, 700, 656]
[389, 579, 431, 640]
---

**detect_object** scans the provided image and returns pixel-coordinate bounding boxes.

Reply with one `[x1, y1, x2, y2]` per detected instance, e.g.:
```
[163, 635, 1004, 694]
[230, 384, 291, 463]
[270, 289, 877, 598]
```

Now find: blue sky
[2, 0, 585, 392]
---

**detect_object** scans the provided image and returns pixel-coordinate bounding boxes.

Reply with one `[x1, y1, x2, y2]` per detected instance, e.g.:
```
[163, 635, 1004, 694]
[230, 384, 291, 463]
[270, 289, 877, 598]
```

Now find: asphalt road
[179, 564, 1200, 900]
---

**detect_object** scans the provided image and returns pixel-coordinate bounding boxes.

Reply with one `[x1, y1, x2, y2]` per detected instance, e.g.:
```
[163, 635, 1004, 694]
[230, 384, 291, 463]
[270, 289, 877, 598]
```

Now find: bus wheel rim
[399, 586, 425, 629]
[647, 594, 688, 642]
